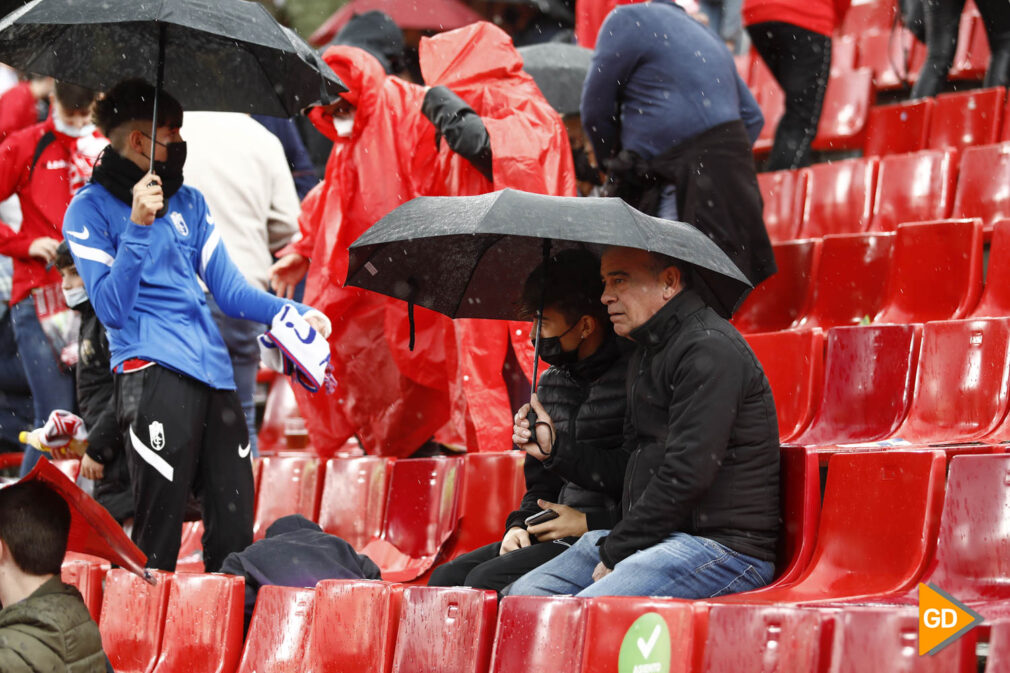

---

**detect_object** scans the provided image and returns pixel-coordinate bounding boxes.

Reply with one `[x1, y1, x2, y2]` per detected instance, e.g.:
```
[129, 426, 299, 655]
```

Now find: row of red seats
[82, 450, 1010, 672]
[759, 140, 1010, 241]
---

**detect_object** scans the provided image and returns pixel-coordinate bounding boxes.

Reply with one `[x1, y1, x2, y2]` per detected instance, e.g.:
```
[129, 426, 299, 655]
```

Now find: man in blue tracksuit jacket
[63, 80, 330, 572]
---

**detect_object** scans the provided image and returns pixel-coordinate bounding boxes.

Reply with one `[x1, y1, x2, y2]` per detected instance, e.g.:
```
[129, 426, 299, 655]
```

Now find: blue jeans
[10, 297, 77, 476]
[207, 295, 264, 457]
[506, 529, 775, 598]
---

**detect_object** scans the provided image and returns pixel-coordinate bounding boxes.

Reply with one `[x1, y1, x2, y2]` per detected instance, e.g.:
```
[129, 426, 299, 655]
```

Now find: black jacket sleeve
[77, 326, 121, 464]
[504, 452, 565, 533]
[421, 85, 493, 182]
[598, 334, 747, 568]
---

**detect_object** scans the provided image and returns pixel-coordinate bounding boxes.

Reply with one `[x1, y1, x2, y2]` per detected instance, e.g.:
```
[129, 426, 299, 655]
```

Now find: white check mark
[637, 624, 661, 659]
[66, 226, 90, 240]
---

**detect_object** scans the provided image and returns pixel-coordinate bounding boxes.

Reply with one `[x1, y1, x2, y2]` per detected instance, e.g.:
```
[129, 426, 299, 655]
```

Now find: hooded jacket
[597, 289, 780, 569]
[0, 576, 107, 673]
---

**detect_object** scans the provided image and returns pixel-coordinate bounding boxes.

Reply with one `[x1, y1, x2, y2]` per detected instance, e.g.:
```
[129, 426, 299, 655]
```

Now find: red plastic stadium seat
[949, 1, 991, 81]
[318, 456, 392, 550]
[798, 157, 878, 238]
[580, 598, 697, 673]
[392, 586, 497, 673]
[856, 29, 925, 91]
[253, 455, 322, 540]
[702, 604, 829, 672]
[988, 619, 1010, 672]
[734, 52, 752, 85]
[732, 239, 820, 333]
[794, 324, 919, 446]
[1004, 96, 1010, 141]
[100, 569, 172, 673]
[874, 219, 983, 324]
[175, 520, 205, 573]
[889, 319, 1010, 444]
[951, 142, 1010, 234]
[745, 329, 824, 441]
[827, 607, 977, 673]
[362, 457, 463, 582]
[870, 150, 956, 232]
[305, 580, 403, 673]
[775, 445, 820, 586]
[831, 35, 858, 75]
[812, 68, 875, 151]
[444, 452, 525, 560]
[971, 220, 1010, 318]
[61, 558, 106, 622]
[927, 88, 1005, 152]
[838, 0, 896, 36]
[753, 83, 785, 156]
[757, 169, 804, 243]
[714, 450, 946, 604]
[236, 586, 313, 673]
[152, 572, 245, 673]
[863, 99, 934, 156]
[490, 596, 586, 673]
[257, 376, 301, 453]
[796, 232, 894, 329]
[749, 49, 777, 91]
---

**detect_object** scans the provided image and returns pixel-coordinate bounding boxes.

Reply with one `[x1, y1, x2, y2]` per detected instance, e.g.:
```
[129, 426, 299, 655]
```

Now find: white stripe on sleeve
[67, 240, 114, 267]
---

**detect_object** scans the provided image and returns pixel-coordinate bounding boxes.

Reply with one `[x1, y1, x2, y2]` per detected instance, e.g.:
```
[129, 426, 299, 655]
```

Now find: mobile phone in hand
[524, 509, 560, 527]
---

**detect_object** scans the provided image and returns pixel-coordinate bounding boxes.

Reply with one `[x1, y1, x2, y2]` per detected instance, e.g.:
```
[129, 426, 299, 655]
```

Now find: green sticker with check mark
[619, 612, 670, 673]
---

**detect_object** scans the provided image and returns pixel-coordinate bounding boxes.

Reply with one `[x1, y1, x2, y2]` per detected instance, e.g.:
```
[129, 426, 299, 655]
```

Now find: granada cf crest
[149, 421, 166, 451]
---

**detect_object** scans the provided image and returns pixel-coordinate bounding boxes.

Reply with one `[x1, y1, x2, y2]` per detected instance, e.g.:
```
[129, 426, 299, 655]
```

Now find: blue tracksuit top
[581, 0, 764, 162]
[63, 181, 304, 390]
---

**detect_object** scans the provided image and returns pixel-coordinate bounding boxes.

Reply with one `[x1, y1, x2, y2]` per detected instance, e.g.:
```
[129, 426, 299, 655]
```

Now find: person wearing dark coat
[428, 249, 629, 593]
[508, 246, 780, 598]
[220, 514, 381, 632]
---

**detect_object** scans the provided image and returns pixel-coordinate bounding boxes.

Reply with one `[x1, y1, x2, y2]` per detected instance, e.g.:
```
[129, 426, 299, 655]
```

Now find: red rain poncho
[285, 22, 574, 457]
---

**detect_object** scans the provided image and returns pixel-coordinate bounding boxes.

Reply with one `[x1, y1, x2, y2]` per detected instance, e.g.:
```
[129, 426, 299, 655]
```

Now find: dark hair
[54, 81, 96, 112]
[520, 248, 608, 325]
[93, 79, 183, 136]
[53, 240, 74, 271]
[0, 481, 71, 575]
[648, 252, 692, 289]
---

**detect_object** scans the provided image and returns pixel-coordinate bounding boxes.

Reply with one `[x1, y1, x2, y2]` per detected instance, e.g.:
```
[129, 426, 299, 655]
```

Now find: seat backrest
[987, 619, 1010, 673]
[61, 558, 106, 622]
[253, 455, 322, 540]
[875, 219, 983, 324]
[449, 452, 525, 559]
[732, 239, 820, 333]
[305, 580, 403, 673]
[784, 451, 946, 601]
[757, 169, 804, 243]
[949, 4, 993, 81]
[971, 219, 1010, 318]
[863, 99, 934, 156]
[744, 329, 823, 441]
[797, 231, 894, 329]
[870, 150, 956, 232]
[382, 457, 463, 558]
[490, 596, 586, 673]
[236, 586, 313, 673]
[581, 597, 696, 673]
[812, 68, 875, 151]
[392, 586, 498, 673]
[798, 157, 878, 238]
[318, 456, 391, 550]
[838, 0, 896, 36]
[99, 569, 172, 673]
[775, 445, 821, 586]
[753, 83, 785, 154]
[927, 88, 1005, 152]
[921, 454, 1010, 599]
[257, 376, 300, 453]
[951, 142, 1010, 233]
[856, 29, 926, 93]
[152, 572, 245, 673]
[893, 318, 1010, 444]
[795, 324, 919, 446]
[702, 604, 830, 673]
[828, 607, 977, 673]
[175, 520, 205, 573]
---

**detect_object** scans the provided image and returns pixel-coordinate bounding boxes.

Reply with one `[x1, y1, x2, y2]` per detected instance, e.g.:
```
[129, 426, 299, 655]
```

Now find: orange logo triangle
[918, 583, 984, 656]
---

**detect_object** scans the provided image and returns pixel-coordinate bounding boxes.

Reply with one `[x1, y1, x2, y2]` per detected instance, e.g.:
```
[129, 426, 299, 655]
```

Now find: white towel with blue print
[258, 304, 335, 394]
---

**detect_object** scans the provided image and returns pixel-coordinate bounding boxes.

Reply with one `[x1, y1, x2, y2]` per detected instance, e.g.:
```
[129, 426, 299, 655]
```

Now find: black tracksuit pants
[428, 539, 573, 593]
[116, 365, 254, 572]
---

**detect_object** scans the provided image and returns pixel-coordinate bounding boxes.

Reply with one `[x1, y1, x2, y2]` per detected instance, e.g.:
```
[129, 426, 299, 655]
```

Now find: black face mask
[141, 135, 187, 195]
[573, 147, 603, 186]
[531, 320, 580, 367]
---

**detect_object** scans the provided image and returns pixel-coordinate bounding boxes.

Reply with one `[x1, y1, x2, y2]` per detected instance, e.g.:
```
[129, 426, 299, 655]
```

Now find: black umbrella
[497, 0, 574, 23]
[519, 43, 592, 116]
[346, 189, 752, 390]
[0, 0, 347, 170]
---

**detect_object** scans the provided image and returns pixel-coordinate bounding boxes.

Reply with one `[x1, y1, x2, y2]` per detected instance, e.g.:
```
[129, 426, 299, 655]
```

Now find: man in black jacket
[428, 249, 629, 592]
[54, 242, 132, 524]
[508, 246, 779, 598]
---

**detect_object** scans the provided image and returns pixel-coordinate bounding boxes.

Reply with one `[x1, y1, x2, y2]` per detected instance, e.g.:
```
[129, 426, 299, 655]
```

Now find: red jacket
[742, 0, 851, 36]
[0, 119, 106, 305]
[0, 82, 38, 143]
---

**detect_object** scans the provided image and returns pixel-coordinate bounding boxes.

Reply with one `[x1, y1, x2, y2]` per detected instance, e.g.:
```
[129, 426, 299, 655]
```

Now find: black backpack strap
[28, 131, 57, 180]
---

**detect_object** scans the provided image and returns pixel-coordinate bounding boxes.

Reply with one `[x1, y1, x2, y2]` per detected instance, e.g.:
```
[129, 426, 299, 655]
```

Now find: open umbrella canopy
[519, 42, 592, 116]
[309, 0, 482, 46]
[346, 189, 752, 320]
[0, 0, 346, 117]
